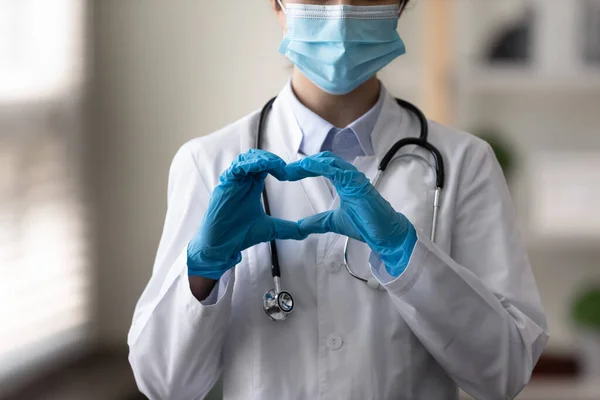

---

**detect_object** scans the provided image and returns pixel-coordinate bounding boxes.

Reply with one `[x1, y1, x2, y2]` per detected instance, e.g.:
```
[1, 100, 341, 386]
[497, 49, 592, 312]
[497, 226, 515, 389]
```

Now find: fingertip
[297, 157, 329, 175]
[224, 151, 290, 180]
[298, 211, 335, 236]
[271, 218, 305, 240]
[284, 162, 313, 181]
[269, 168, 288, 182]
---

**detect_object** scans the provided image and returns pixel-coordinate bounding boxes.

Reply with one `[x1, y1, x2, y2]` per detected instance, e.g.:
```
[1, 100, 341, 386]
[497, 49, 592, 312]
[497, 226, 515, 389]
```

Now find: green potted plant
[571, 286, 600, 380]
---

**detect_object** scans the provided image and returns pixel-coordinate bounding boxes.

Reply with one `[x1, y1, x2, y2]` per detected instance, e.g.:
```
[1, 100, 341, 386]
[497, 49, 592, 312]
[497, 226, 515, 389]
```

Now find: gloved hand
[286, 152, 417, 277]
[187, 149, 308, 280]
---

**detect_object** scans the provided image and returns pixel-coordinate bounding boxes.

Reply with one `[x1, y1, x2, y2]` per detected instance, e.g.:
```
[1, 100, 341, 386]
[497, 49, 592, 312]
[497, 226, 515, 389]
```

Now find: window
[0, 0, 90, 387]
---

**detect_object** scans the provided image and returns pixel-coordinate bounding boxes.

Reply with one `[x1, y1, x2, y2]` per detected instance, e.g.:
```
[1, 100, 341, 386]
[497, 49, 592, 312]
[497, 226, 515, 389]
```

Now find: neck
[291, 68, 381, 128]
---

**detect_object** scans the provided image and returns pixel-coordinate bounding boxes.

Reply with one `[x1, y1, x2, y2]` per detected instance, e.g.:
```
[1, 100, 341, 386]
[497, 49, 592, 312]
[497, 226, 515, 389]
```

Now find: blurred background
[1, 0, 600, 399]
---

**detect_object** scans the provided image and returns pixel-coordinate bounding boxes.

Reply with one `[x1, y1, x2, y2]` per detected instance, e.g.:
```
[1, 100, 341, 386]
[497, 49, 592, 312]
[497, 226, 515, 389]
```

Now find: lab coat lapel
[371, 89, 415, 163]
[268, 84, 335, 215]
[239, 111, 259, 153]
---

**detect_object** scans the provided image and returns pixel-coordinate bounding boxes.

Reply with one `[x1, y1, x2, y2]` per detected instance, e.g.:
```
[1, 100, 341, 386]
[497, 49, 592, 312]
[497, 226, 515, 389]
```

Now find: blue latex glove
[187, 149, 309, 280]
[287, 152, 417, 277]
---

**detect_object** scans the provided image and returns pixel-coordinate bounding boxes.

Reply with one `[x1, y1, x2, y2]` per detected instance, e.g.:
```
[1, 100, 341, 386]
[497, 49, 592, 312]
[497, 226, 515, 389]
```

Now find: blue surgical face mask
[277, 2, 406, 95]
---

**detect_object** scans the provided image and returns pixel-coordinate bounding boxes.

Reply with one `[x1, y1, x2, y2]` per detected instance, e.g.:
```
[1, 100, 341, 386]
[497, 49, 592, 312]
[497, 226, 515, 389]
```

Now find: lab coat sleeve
[127, 143, 234, 400]
[375, 142, 549, 400]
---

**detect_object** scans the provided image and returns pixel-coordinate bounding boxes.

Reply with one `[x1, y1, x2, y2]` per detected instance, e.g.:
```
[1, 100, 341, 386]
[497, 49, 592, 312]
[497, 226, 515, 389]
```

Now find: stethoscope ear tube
[345, 100, 444, 291]
[379, 137, 445, 189]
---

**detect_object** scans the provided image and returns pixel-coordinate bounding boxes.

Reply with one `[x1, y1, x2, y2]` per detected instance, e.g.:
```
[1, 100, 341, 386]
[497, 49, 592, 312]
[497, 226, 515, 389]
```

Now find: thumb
[299, 211, 365, 242]
[297, 211, 337, 237]
[270, 217, 310, 241]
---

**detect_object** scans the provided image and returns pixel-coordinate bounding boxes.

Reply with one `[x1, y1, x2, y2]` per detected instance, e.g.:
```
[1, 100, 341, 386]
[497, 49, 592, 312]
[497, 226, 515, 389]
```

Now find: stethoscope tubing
[258, 95, 445, 319]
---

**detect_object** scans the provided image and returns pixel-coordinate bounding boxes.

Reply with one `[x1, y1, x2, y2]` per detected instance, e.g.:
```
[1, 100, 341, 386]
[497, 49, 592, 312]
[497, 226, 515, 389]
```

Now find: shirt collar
[288, 80, 385, 157]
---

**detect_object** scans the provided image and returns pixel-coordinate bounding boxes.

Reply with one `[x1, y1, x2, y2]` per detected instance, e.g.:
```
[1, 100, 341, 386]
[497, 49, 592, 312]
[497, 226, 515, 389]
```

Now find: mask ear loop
[398, 0, 407, 16]
[276, 0, 287, 14]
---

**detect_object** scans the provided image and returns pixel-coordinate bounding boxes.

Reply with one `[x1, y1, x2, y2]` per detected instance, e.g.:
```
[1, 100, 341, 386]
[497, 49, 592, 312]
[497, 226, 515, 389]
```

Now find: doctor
[128, 0, 549, 399]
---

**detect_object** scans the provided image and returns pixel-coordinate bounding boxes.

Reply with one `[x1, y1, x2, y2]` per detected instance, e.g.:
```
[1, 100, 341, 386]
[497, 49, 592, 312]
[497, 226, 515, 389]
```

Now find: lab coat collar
[287, 81, 335, 157]
[271, 82, 304, 164]
[270, 84, 332, 215]
[370, 87, 413, 164]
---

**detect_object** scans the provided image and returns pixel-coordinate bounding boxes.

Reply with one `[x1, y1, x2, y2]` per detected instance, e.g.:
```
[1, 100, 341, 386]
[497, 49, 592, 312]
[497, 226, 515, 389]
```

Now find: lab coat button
[326, 334, 343, 351]
[325, 263, 343, 274]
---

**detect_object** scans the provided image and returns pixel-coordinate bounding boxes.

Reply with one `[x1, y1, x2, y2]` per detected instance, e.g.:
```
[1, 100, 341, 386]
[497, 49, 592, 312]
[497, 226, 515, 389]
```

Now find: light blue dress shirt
[289, 83, 384, 161]
[287, 82, 414, 282]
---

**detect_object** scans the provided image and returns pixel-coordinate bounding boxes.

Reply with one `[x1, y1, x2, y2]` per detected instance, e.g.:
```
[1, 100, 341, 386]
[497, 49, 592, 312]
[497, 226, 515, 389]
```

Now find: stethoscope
[258, 96, 445, 321]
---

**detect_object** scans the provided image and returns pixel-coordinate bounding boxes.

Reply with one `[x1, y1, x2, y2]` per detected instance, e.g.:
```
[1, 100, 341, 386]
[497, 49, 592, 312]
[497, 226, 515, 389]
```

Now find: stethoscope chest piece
[263, 288, 294, 321]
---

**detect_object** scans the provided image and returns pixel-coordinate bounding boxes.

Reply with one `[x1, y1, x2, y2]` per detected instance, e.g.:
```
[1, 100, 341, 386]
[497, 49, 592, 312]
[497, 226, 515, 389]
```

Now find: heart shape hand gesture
[187, 150, 415, 280]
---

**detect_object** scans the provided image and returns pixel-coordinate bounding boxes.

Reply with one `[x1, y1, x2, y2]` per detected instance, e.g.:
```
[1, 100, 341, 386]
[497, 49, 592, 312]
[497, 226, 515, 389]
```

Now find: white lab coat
[128, 83, 549, 400]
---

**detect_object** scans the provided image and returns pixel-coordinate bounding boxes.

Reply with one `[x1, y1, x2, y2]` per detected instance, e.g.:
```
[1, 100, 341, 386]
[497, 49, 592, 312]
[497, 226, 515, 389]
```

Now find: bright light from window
[0, 0, 82, 102]
[0, 0, 89, 388]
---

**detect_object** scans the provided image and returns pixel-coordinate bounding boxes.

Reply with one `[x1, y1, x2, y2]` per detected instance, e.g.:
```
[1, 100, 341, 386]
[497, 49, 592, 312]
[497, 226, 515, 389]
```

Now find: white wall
[91, 0, 285, 346]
